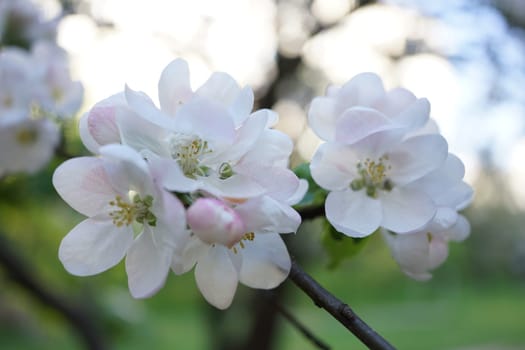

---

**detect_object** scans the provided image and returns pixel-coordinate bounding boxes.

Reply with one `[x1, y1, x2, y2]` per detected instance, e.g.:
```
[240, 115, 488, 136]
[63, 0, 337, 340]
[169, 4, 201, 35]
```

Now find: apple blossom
[383, 215, 470, 281]
[0, 113, 59, 176]
[172, 193, 303, 309]
[53, 144, 188, 298]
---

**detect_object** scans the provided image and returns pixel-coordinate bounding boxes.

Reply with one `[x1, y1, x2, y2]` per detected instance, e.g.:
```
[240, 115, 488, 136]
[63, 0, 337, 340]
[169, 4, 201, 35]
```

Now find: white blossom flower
[172, 193, 302, 309]
[0, 113, 59, 176]
[310, 129, 448, 237]
[53, 144, 187, 298]
[80, 58, 301, 201]
[383, 215, 470, 281]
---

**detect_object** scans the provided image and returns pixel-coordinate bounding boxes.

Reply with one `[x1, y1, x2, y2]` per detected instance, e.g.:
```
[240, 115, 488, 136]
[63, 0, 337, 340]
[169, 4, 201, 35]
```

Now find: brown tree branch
[288, 260, 395, 350]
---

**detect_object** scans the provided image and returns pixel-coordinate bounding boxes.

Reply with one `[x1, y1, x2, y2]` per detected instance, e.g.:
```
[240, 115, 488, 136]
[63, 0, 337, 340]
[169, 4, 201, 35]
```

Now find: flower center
[170, 135, 211, 178]
[231, 232, 255, 254]
[108, 193, 156, 227]
[350, 156, 393, 198]
[16, 127, 38, 145]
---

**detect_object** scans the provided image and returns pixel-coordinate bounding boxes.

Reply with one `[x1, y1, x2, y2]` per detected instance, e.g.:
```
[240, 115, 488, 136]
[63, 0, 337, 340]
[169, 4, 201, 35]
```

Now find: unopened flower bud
[187, 198, 245, 248]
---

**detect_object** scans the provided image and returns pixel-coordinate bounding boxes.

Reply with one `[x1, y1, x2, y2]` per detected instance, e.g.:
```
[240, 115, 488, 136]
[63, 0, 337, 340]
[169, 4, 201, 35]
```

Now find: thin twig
[267, 294, 330, 350]
[288, 260, 395, 350]
[0, 233, 107, 350]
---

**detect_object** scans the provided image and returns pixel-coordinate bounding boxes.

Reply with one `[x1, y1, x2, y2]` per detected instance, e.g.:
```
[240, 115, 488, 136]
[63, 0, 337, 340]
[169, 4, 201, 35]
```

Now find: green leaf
[293, 163, 328, 209]
[321, 219, 371, 269]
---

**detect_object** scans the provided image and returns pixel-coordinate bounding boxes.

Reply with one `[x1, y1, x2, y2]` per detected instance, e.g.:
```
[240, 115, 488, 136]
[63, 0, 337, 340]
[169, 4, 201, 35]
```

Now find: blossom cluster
[0, 0, 83, 177]
[53, 59, 306, 309]
[309, 73, 473, 280]
[53, 57, 473, 308]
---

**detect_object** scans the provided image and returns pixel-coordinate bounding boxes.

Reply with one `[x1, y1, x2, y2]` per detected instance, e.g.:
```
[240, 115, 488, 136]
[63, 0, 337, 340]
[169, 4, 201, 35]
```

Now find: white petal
[195, 245, 239, 309]
[236, 196, 301, 234]
[53, 157, 117, 216]
[99, 144, 153, 195]
[154, 189, 188, 251]
[383, 230, 433, 280]
[225, 109, 268, 161]
[150, 158, 200, 193]
[158, 58, 193, 115]
[171, 235, 208, 275]
[117, 107, 171, 156]
[388, 134, 448, 185]
[174, 97, 236, 144]
[434, 181, 474, 210]
[238, 128, 293, 166]
[286, 179, 308, 205]
[325, 190, 382, 237]
[195, 72, 241, 107]
[202, 173, 266, 199]
[125, 85, 175, 129]
[334, 107, 398, 145]
[308, 96, 339, 141]
[126, 227, 172, 298]
[59, 218, 133, 276]
[229, 86, 254, 126]
[239, 233, 291, 289]
[234, 164, 299, 201]
[86, 105, 121, 146]
[441, 215, 470, 242]
[310, 143, 359, 191]
[337, 72, 385, 107]
[380, 188, 436, 233]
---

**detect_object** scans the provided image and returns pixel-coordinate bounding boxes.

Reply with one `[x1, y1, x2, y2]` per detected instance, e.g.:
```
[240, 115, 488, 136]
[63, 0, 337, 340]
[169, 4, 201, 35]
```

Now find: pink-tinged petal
[308, 96, 339, 141]
[239, 233, 291, 289]
[150, 158, 200, 193]
[334, 107, 398, 145]
[158, 58, 193, 115]
[86, 105, 121, 146]
[441, 215, 470, 242]
[125, 85, 175, 129]
[187, 198, 245, 247]
[388, 134, 448, 186]
[380, 188, 436, 233]
[325, 190, 382, 237]
[195, 245, 239, 309]
[195, 72, 241, 106]
[126, 227, 172, 298]
[202, 173, 266, 199]
[427, 236, 449, 270]
[59, 218, 133, 276]
[375, 88, 430, 130]
[174, 97, 236, 144]
[310, 143, 359, 191]
[53, 157, 117, 216]
[236, 196, 301, 234]
[229, 86, 254, 126]
[78, 113, 101, 153]
[117, 107, 171, 156]
[171, 236, 208, 275]
[336, 72, 385, 108]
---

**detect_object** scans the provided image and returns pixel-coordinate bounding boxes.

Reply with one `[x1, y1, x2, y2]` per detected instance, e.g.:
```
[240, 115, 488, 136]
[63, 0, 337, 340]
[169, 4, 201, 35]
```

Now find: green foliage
[321, 219, 371, 269]
[292, 163, 327, 209]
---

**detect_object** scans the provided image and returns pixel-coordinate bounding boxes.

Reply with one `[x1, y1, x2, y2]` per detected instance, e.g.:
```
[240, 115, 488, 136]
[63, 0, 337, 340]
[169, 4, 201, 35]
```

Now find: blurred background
[1, 0, 525, 349]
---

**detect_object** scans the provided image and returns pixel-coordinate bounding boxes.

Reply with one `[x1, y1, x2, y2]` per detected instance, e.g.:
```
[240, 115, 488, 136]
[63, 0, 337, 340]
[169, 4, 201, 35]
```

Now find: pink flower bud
[187, 198, 246, 248]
